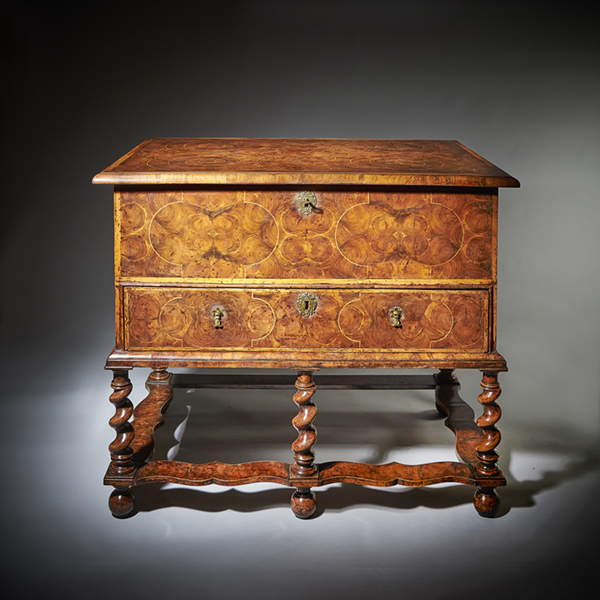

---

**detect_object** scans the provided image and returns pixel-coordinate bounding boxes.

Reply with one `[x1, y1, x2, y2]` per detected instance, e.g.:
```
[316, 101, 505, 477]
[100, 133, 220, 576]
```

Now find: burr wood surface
[123, 287, 489, 352]
[104, 371, 506, 492]
[117, 189, 496, 281]
[99, 138, 516, 519]
[93, 138, 520, 187]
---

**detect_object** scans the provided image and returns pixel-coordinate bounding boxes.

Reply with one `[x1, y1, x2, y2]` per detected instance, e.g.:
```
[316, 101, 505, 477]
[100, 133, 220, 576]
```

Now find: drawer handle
[390, 306, 403, 328]
[212, 307, 224, 329]
[296, 191, 317, 216]
[297, 292, 318, 317]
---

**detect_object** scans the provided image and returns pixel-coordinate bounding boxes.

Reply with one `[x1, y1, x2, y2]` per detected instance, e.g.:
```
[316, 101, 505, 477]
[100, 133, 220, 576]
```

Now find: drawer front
[123, 287, 489, 352]
[118, 189, 495, 281]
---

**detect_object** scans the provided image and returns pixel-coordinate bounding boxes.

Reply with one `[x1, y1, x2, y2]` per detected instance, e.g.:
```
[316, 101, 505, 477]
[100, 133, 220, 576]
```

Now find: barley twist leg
[290, 369, 318, 519]
[108, 369, 135, 517]
[474, 371, 502, 517]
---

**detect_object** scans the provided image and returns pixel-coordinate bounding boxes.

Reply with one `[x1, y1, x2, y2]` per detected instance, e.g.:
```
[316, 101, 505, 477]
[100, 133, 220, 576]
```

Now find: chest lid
[93, 138, 519, 187]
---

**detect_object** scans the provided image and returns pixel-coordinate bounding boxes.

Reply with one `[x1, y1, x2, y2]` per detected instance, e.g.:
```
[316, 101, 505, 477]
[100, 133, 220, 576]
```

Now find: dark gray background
[2, 1, 599, 598]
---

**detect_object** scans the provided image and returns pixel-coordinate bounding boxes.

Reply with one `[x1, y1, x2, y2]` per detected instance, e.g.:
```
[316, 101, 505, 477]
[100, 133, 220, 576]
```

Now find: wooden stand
[95, 138, 518, 521]
[105, 368, 505, 519]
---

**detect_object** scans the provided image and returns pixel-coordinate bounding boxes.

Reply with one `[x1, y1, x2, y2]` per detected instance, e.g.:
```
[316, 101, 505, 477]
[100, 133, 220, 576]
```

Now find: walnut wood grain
[98, 138, 515, 518]
[108, 487, 135, 519]
[475, 371, 502, 477]
[133, 459, 497, 488]
[123, 287, 276, 350]
[122, 287, 489, 353]
[116, 189, 496, 282]
[434, 368, 507, 515]
[290, 370, 319, 518]
[291, 370, 318, 478]
[103, 370, 507, 517]
[105, 347, 508, 371]
[130, 368, 173, 464]
[134, 460, 291, 486]
[107, 369, 136, 518]
[93, 139, 520, 187]
[434, 370, 482, 464]
[111, 372, 505, 491]
[107, 370, 135, 478]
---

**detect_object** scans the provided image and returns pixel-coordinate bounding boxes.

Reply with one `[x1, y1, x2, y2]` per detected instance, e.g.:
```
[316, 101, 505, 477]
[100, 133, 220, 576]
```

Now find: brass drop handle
[296, 191, 317, 215]
[212, 307, 224, 329]
[390, 306, 403, 328]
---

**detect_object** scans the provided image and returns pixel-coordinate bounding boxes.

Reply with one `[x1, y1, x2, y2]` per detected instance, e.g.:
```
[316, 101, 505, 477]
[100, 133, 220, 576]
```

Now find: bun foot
[474, 486, 500, 518]
[109, 487, 135, 518]
[291, 488, 317, 519]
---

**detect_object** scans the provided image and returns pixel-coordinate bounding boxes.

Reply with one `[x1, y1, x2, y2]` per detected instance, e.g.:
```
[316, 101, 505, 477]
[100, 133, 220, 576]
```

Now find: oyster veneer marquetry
[124, 288, 275, 349]
[337, 192, 495, 280]
[94, 138, 518, 187]
[124, 287, 488, 352]
[95, 138, 519, 520]
[118, 188, 495, 281]
[119, 190, 278, 279]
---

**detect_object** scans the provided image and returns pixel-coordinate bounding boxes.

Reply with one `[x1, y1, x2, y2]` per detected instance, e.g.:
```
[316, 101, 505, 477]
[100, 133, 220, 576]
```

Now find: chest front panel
[117, 189, 496, 283]
[95, 138, 516, 370]
[123, 287, 489, 352]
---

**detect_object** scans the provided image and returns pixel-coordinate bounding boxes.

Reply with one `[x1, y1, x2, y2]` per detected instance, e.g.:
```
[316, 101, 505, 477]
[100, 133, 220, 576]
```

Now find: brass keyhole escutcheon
[212, 307, 224, 329]
[297, 292, 318, 317]
[296, 191, 317, 216]
[390, 306, 403, 328]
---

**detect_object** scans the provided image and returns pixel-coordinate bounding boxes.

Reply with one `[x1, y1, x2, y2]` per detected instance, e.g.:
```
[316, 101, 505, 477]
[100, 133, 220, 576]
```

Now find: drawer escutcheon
[297, 292, 318, 317]
[296, 191, 317, 215]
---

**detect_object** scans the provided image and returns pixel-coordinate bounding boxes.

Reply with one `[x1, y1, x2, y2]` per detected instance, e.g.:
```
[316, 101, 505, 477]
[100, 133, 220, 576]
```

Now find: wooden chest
[94, 138, 518, 519]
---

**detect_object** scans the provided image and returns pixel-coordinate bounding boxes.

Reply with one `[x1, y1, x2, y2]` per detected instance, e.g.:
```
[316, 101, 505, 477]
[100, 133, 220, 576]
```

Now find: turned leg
[434, 369, 457, 414]
[290, 369, 318, 519]
[474, 371, 502, 517]
[108, 369, 136, 517]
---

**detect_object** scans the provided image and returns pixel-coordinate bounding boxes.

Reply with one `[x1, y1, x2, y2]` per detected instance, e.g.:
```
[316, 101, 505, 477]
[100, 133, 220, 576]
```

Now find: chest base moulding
[94, 138, 519, 519]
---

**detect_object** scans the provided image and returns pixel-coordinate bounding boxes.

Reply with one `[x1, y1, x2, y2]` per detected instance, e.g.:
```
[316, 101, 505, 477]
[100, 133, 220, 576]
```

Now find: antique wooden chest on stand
[93, 138, 519, 519]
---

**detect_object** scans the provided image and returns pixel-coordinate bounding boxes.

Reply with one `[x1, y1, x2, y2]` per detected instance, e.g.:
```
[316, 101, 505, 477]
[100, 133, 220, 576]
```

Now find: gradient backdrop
[2, 2, 599, 598]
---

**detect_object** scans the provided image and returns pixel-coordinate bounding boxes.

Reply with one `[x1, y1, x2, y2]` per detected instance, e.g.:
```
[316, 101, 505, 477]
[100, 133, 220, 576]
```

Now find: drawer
[123, 287, 489, 352]
[117, 189, 495, 281]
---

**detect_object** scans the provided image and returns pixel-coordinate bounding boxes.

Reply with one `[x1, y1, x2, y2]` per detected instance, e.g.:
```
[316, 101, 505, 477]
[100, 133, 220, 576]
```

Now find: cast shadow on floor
[122, 386, 600, 520]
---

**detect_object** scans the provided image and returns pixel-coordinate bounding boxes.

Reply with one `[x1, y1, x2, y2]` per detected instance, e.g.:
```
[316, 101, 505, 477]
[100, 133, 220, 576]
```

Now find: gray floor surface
[3, 362, 597, 600]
